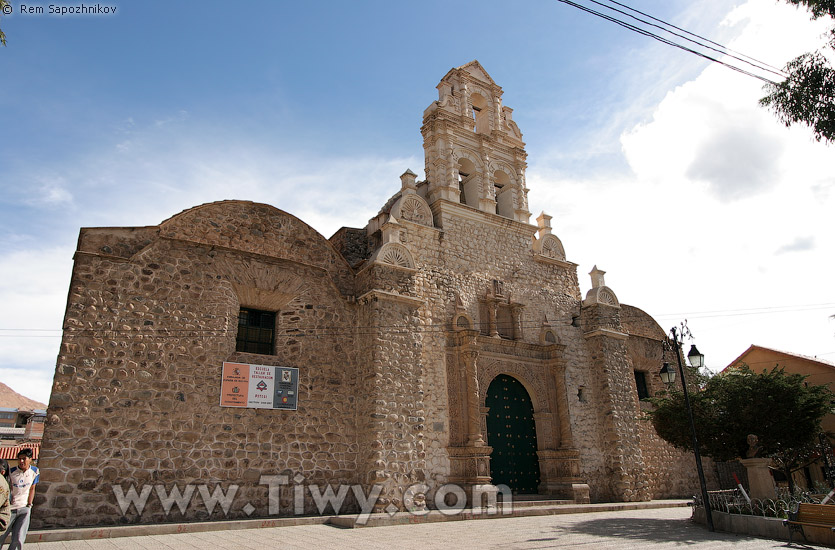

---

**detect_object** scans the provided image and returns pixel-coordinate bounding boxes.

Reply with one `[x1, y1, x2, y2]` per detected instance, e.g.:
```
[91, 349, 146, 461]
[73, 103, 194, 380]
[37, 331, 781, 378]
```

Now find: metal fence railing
[693, 488, 831, 519]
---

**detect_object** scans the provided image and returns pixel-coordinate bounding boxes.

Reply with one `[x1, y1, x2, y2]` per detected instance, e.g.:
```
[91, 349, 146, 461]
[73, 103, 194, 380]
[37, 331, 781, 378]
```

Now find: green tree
[760, 0, 835, 143]
[648, 365, 832, 493]
[0, 0, 8, 47]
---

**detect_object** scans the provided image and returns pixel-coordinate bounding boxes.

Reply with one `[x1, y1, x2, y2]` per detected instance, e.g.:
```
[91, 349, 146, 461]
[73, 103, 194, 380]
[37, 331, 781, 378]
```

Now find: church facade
[36, 62, 712, 527]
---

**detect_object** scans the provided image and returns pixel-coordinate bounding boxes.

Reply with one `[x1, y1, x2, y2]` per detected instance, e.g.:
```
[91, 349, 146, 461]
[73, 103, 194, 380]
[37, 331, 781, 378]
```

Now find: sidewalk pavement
[21, 506, 829, 550]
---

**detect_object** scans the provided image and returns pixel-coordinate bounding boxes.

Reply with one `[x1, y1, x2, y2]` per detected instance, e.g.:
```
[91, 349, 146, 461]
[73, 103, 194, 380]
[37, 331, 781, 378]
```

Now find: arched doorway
[485, 374, 540, 493]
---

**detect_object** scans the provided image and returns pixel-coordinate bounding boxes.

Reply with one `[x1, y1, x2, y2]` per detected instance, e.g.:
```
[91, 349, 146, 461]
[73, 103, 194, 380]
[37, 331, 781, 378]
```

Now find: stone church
[36, 61, 710, 527]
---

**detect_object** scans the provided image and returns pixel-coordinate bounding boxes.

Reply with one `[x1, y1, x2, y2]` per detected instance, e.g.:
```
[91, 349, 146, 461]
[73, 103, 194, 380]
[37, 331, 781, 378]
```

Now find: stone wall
[37, 203, 363, 527]
[622, 305, 720, 498]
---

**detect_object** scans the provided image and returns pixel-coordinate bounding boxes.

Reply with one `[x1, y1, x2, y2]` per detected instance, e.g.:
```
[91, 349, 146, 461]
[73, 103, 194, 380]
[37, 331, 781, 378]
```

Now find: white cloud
[776, 236, 816, 254]
[621, 0, 834, 200]
[41, 183, 75, 205]
[529, 0, 835, 371]
[0, 247, 72, 403]
[19, 177, 75, 207]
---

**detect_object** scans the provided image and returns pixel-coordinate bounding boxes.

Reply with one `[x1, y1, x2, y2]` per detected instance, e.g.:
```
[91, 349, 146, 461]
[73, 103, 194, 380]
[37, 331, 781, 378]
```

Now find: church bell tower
[421, 61, 532, 223]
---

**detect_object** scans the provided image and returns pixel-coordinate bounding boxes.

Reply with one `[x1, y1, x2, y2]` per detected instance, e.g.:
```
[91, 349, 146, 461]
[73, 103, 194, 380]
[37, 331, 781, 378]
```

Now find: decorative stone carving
[391, 194, 433, 227]
[461, 349, 484, 446]
[583, 266, 621, 308]
[532, 214, 572, 267]
[540, 235, 566, 261]
[598, 288, 618, 306]
[447, 445, 493, 487]
[372, 242, 415, 270]
[400, 197, 429, 223]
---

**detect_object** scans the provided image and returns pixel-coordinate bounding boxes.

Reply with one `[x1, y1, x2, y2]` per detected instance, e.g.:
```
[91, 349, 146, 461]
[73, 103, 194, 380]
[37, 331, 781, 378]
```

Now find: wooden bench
[784, 502, 835, 543]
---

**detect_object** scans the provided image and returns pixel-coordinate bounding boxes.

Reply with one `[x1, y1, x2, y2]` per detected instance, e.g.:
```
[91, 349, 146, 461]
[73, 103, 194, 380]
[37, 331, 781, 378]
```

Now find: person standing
[0, 449, 38, 550]
[0, 460, 10, 533]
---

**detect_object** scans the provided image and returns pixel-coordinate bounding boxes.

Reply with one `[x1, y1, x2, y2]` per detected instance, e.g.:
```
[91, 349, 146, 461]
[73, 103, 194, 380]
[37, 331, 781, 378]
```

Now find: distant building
[0, 427, 25, 441]
[38, 61, 715, 528]
[0, 407, 45, 466]
[0, 408, 46, 438]
[0, 407, 17, 430]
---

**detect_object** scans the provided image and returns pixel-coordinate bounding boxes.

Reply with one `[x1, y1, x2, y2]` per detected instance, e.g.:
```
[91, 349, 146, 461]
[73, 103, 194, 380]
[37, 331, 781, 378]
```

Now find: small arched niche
[540, 328, 559, 345]
[452, 312, 474, 331]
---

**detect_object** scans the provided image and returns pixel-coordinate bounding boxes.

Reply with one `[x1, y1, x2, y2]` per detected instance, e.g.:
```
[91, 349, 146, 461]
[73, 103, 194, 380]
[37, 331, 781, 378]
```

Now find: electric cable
[553, 0, 780, 84]
[596, 0, 787, 74]
[580, 0, 787, 79]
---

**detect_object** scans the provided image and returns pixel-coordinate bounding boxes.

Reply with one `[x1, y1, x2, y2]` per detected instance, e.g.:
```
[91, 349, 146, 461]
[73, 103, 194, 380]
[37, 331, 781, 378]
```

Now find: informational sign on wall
[219, 362, 299, 410]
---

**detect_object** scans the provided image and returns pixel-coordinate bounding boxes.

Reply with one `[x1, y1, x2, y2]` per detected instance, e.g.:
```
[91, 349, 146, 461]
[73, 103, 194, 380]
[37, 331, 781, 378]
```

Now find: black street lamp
[660, 325, 714, 532]
[687, 345, 704, 370]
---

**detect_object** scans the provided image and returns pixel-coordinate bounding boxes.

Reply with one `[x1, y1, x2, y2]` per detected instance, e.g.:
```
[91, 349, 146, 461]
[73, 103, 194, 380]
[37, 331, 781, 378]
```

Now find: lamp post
[660, 325, 714, 532]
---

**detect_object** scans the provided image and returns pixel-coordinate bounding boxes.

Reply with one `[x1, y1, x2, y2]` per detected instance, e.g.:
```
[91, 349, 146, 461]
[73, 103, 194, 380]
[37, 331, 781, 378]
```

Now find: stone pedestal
[537, 448, 591, 503]
[447, 445, 493, 504]
[739, 458, 776, 500]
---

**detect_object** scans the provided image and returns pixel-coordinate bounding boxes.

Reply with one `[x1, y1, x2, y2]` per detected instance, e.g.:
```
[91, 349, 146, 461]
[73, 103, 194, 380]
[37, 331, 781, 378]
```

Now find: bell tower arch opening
[493, 169, 513, 218]
[457, 157, 480, 208]
[471, 92, 489, 134]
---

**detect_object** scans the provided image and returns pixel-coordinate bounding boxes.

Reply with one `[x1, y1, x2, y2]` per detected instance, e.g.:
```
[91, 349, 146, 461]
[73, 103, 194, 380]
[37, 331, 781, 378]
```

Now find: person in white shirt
[0, 449, 38, 550]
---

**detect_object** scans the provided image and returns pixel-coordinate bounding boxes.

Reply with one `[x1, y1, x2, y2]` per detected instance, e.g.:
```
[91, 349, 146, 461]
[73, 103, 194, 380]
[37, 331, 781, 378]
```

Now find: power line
[594, 0, 787, 75]
[656, 302, 835, 317]
[560, 0, 835, 109]
[580, 0, 787, 80]
[654, 303, 835, 320]
[553, 0, 780, 84]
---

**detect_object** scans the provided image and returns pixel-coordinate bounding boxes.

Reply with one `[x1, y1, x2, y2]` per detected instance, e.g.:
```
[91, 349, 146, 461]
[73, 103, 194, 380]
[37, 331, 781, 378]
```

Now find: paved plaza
[20, 507, 828, 550]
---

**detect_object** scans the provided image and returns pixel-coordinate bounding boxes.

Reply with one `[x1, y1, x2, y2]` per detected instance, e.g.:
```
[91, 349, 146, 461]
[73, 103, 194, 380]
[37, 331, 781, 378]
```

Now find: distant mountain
[0, 382, 47, 410]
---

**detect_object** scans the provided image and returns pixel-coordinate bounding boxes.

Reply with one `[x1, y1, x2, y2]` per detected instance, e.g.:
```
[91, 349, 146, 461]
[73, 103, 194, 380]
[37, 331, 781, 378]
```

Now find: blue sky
[1, 0, 834, 404]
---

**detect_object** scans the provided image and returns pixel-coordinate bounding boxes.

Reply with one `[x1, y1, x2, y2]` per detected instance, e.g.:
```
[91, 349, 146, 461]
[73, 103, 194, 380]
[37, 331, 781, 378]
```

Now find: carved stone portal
[446, 324, 589, 502]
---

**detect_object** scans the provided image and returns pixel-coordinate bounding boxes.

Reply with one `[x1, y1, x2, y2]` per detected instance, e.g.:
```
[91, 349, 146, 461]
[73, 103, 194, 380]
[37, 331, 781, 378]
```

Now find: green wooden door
[486, 374, 540, 494]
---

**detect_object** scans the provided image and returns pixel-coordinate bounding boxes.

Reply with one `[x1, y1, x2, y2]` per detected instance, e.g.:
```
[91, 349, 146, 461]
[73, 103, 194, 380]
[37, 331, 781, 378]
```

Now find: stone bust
[746, 434, 762, 458]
